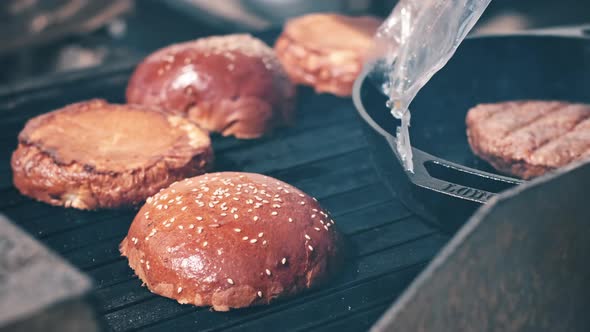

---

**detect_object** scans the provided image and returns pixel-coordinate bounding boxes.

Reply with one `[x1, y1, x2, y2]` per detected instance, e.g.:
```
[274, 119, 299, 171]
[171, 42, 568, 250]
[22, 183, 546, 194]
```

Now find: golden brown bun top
[18, 99, 210, 173]
[123, 172, 342, 309]
[283, 13, 381, 52]
[126, 34, 295, 118]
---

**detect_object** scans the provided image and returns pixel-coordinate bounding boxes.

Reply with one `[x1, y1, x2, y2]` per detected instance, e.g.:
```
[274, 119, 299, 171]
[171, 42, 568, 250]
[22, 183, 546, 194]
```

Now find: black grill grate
[0, 61, 448, 331]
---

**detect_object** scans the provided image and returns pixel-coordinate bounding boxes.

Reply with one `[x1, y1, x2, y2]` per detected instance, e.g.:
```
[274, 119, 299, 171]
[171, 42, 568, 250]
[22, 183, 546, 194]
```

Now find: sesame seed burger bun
[11, 99, 213, 210]
[120, 172, 343, 311]
[126, 34, 296, 139]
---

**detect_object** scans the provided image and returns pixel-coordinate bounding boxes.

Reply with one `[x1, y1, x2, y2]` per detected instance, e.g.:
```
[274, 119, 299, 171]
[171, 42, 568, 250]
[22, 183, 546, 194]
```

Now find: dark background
[0, 0, 588, 87]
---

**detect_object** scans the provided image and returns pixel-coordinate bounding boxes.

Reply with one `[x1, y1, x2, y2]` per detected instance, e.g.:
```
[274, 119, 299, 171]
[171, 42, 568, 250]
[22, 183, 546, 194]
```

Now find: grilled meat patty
[466, 100, 590, 179]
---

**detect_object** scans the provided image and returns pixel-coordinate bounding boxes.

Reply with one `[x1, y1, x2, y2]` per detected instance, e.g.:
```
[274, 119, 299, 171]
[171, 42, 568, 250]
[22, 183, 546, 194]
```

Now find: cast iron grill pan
[353, 32, 590, 229]
[0, 32, 448, 331]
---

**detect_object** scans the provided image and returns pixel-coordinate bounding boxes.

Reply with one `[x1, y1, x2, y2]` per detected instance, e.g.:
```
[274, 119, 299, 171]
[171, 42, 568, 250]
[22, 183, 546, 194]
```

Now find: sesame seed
[147, 197, 153, 203]
[314, 227, 321, 231]
[304, 234, 311, 240]
[273, 204, 281, 208]
[156, 204, 163, 210]
[227, 278, 234, 285]
[257, 291, 263, 298]
[271, 211, 278, 216]
[242, 236, 249, 241]
[253, 216, 259, 221]
[330, 219, 335, 225]
[258, 232, 264, 238]
[177, 287, 183, 293]
[181, 206, 187, 211]
[299, 193, 305, 197]
[197, 216, 203, 221]
[220, 213, 227, 217]
[300, 201, 305, 205]
[168, 199, 174, 204]
[234, 214, 239, 219]
[209, 224, 220, 228]
[312, 209, 318, 212]
[233, 197, 239, 201]
[197, 227, 204, 234]
[250, 239, 258, 244]
[311, 214, 316, 218]
[308, 245, 314, 251]
[288, 218, 293, 223]
[164, 205, 168, 209]
[281, 257, 287, 265]
[265, 269, 272, 276]
[178, 225, 184, 230]
[234, 228, 242, 233]
[324, 225, 329, 231]
[202, 241, 208, 247]
[262, 240, 267, 245]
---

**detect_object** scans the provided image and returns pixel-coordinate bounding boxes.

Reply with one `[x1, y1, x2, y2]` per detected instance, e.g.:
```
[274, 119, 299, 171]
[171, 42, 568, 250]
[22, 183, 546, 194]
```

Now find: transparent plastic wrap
[367, 0, 491, 172]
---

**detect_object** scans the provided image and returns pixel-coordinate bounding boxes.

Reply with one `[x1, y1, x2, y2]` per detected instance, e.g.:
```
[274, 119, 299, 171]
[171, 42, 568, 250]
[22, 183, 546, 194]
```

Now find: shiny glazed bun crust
[120, 172, 343, 311]
[126, 34, 296, 139]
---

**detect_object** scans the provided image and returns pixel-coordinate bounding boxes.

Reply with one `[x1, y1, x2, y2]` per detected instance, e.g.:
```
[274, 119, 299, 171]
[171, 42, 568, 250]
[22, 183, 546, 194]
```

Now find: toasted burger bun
[126, 34, 296, 139]
[120, 172, 342, 311]
[274, 13, 381, 97]
[11, 99, 213, 210]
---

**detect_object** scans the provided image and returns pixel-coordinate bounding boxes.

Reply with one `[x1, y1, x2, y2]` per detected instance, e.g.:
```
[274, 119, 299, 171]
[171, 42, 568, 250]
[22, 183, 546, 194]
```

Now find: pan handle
[385, 136, 521, 203]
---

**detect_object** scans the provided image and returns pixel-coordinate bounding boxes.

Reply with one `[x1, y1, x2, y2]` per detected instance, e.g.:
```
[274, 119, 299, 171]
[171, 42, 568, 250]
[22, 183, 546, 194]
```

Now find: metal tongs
[367, 0, 491, 172]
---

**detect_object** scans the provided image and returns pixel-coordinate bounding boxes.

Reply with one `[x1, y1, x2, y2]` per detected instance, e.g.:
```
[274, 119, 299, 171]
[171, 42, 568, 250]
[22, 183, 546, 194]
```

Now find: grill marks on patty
[467, 101, 590, 179]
